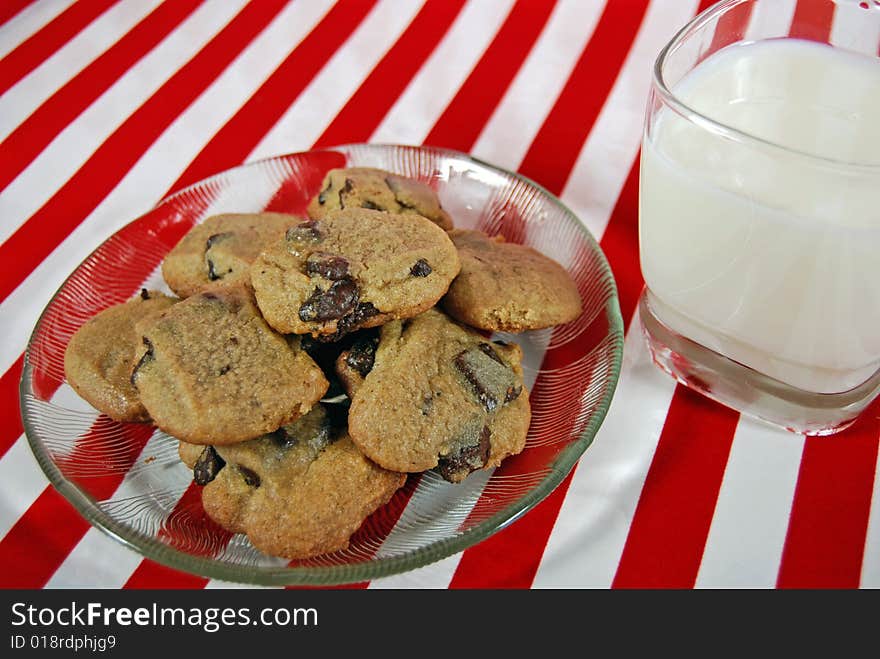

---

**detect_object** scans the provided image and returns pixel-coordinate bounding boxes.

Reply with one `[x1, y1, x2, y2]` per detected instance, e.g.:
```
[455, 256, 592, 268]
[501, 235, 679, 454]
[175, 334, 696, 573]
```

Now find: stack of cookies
[63, 167, 583, 560]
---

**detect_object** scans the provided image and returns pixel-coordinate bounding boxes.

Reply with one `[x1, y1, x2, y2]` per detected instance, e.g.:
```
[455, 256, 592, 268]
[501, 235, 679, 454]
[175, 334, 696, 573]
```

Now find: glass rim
[652, 0, 880, 172]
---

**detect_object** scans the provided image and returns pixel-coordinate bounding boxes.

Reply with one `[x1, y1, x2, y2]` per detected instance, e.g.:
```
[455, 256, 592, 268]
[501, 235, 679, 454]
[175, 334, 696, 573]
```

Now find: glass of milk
[639, 0, 880, 434]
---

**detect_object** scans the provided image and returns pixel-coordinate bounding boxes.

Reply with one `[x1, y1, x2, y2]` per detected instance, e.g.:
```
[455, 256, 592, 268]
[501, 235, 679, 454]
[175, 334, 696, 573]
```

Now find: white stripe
[369, 0, 515, 145]
[695, 418, 804, 588]
[248, 0, 424, 161]
[860, 445, 880, 587]
[369, 553, 462, 589]
[0, 0, 76, 59]
[744, 0, 797, 40]
[830, 0, 880, 55]
[561, 0, 697, 240]
[0, 435, 48, 542]
[204, 580, 280, 589]
[0, 0, 248, 246]
[470, 0, 605, 171]
[0, 0, 330, 381]
[532, 311, 677, 587]
[0, 0, 163, 141]
[44, 528, 144, 588]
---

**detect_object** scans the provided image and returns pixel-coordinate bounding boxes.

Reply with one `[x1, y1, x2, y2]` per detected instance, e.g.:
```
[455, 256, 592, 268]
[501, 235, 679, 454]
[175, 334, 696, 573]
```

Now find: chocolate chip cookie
[162, 213, 296, 298]
[63, 289, 177, 422]
[346, 308, 530, 483]
[131, 284, 328, 445]
[185, 405, 406, 559]
[307, 167, 454, 231]
[441, 229, 582, 332]
[251, 208, 460, 339]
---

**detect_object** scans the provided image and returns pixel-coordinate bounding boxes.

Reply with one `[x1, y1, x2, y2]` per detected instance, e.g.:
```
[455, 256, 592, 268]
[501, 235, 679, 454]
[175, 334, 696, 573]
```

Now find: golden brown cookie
[130, 284, 328, 445]
[347, 309, 530, 483]
[251, 209, 460, 339]
[63, 289, 177, 422]
[161, 213, 297, 298]
[307, 167, 453, 230]
[185, 405, 406, 560]
[441, 229, 582, 332]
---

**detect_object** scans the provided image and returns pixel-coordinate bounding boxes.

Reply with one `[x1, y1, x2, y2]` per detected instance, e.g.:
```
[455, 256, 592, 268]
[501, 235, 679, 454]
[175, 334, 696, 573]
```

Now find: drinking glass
[638, 0, 880, 435]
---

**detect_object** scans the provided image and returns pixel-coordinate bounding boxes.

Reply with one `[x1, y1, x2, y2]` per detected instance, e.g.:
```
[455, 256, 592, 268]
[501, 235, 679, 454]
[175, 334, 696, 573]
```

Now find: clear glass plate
[20, 144, 624, 586]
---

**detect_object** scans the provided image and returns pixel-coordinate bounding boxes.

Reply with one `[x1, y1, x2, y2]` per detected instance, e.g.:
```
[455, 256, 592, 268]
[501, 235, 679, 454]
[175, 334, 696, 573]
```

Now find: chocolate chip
[306, 254, 350, 280]
[286, 220, 323, 243]
[437, 425, 491, 483]
[206, 231, 233, 248]
[317, 181, 332, 205]
[421, 392, 434, 416]
[219, 364, 232, 376]
[140, 288, 150, 300]
[299, 278, 359, 322]
[205, 232, 234, 281]
[333, 302, 380, 338]
[385, 176, 421, 211]
[130, 337, 154, 386]
[345, 335, 379, 377]
[410, 259, 432, 277]
[505, 385, 522, 403]
[478, 342, 505, 365]
[361, 200, 381, 210]
[272, 411, 335, 451]
[454, 344, 519, 413]
[194, 446, 225, 485]
[206, 259, 221, 281]
[338, 178, 355, 208]
[237, 465, 261, 487]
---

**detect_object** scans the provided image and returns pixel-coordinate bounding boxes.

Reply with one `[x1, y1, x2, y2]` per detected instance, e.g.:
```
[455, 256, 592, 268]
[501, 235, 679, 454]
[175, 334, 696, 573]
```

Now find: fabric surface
[1, 0, 878, 589]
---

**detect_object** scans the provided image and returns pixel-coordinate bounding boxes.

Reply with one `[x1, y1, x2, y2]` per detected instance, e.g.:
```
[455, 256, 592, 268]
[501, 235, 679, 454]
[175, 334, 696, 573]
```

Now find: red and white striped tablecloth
[1, 0, 878, 589]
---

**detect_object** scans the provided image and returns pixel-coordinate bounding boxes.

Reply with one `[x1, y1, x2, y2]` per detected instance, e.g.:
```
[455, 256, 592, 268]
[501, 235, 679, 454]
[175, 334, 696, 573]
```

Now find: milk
[640, 39, 880, 394]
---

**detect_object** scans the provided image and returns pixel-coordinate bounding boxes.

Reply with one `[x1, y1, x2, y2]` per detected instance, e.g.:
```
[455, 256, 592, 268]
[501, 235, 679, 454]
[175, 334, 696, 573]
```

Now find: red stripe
[425, 0, 557, 152]
[448, 0, 652, 589]
[789, 0, 836, 42]
[517, 0, 650, 197]
[704, 0, 755, 55]
[0, 354, 24, 459]
[776, 403, 880, 588]
[169, 0, 378, 193]
[0, 419, 154, 588]
[312, 0, 467, 149]
[0, 0, 118, 95]
[0, 0, 202, 193]
[611, 388, 738, 588]
[0, 0, 35, 28]
[596, 159, 642, 328]
[0, 0, 289, 305]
